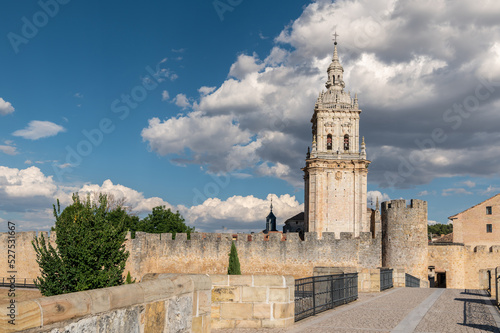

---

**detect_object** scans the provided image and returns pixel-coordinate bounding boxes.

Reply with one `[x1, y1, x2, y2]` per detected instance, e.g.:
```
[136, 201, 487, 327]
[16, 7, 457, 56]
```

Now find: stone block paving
[213, 288, 500, 333]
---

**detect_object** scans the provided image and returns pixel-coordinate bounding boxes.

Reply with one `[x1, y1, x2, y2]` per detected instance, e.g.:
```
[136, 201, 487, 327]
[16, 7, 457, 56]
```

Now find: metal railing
[380, 269, 393, 291]
[0, 277, 37, 289]
[405, 273, 420, 288]
[295, 273, 358, 322]
[496, 267, 499, 309]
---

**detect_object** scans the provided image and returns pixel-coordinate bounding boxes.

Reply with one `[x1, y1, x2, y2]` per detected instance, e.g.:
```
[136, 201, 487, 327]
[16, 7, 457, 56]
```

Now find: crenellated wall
[0, 231, 382, 281]
[124, 231, 382, 280]
[428, 243, 500, 289]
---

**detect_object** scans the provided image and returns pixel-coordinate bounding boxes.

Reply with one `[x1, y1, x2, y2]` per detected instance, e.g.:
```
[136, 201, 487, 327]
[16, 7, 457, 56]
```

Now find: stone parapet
[0, 230, 382, 288]
[0, 274, 211, 333]
[210, 274, 294, 329]
[393, 268, 406, 288]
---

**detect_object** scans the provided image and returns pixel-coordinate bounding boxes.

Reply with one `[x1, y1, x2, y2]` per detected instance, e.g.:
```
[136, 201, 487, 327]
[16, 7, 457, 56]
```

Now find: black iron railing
[496, 270, 499, 309]
[380, 269, 393, 291]
[295, 273, 358, 322]
[405, 273, 420, 288]
[0, 277, 37, 289]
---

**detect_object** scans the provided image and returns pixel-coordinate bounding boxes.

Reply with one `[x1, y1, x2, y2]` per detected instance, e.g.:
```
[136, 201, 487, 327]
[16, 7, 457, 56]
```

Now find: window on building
[344, 134, 349, 151]
[487, 224, 493, 233]
[327, 134, 332, 150]
[486, 206, 492, 215]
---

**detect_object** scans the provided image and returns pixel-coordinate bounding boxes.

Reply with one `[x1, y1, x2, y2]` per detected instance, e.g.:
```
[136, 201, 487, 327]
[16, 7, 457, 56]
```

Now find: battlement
[429, 242, 500, 253]
[381, 199, 427, 211]
[472, 245, 500, 253]
[0, 230, 382, 281]
[131, 231, 377, 244]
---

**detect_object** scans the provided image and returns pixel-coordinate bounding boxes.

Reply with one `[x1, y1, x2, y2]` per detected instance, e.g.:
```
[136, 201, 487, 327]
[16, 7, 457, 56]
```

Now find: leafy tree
[32, 194, 130, 296]
[136, 206, 194, 239]
[228, 241, 241, 275]
[428, 223, 453, 236]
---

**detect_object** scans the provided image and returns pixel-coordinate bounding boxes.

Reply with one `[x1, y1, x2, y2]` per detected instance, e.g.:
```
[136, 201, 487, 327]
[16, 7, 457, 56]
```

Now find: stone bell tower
[303, 40, 370, 238]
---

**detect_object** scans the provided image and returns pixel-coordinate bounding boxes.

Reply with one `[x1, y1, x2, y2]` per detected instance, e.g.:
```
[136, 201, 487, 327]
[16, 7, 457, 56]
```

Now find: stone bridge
[215, 288, 500, 333]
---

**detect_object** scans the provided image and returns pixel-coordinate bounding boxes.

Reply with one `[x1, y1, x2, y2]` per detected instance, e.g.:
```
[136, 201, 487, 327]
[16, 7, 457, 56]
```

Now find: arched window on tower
[344, 134, 349, 151]
[332, 75, 335, 84]
[327, 134, 332, 150]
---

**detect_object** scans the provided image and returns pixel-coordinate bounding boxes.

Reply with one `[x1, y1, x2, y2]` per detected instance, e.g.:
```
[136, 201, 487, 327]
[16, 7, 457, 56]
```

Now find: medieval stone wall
[124, 231, 382, 280]
[0, 231, 56, 282]
[0, 231, 382, 281]
[428, 243, 500, 289]
[381, 199, 428, 281]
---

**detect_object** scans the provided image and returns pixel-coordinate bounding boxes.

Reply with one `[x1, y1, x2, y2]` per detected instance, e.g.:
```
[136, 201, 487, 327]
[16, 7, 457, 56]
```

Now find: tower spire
[326, 32, 345, 90]
[270, 196, 273, 212]
[332, 31, 339, 60]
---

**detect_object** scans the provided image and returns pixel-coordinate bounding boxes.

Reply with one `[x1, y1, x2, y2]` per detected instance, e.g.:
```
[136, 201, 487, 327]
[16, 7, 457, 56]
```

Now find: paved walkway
[214, 288, 500, 333]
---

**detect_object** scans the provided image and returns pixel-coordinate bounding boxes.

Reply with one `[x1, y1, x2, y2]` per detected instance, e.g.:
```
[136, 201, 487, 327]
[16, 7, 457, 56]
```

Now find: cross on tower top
[332, 31, 339, 45]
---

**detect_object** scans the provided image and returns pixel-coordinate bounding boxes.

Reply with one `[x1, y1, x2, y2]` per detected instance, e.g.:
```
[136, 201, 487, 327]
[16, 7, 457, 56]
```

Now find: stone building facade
[303, 42, 370, 238]
[427, 194, 500, 290]
[449, 193, 500, 247]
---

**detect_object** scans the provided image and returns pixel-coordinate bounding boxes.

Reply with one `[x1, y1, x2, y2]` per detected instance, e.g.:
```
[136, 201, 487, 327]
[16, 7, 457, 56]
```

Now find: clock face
[335, 171, 342, 180]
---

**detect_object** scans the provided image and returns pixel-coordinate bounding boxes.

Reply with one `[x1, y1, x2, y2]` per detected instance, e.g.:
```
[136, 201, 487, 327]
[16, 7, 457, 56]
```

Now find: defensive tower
[381, 199, 428, 281]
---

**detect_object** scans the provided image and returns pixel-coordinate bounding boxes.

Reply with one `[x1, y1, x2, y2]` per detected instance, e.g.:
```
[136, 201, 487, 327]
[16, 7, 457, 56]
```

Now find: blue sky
[1, 0, 500, 232]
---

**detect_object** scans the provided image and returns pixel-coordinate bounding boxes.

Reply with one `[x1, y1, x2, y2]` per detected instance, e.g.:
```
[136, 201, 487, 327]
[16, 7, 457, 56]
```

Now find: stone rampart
[0, 230, 381, 281]
[0, 274, 211, 333]
[124, 231, 382, 280]
[0, 230, 382, 281]
[428, 243, 500, 289]
[0, 231, 56, 282]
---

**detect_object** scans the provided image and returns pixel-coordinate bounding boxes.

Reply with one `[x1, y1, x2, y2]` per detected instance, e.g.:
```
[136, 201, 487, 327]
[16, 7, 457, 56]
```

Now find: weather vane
[332, 31, 339, 44]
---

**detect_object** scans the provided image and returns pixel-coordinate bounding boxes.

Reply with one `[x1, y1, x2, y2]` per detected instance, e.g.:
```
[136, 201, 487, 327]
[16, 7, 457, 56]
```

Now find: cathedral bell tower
[303, 40, 370, 238]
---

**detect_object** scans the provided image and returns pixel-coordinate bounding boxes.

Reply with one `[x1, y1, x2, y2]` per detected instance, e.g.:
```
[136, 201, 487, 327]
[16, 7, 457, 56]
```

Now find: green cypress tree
[227, 241, 241, 275]
[32, 193, 130, 296]
[125, 271, 136, 284]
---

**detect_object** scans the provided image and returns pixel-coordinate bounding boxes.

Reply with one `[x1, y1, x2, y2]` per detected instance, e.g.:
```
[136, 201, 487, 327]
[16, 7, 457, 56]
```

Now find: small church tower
[265, 198, 277, 233]
[303, 38, 371, 238]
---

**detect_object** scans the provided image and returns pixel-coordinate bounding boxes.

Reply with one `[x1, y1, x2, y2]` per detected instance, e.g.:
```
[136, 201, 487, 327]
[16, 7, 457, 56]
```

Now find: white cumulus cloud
[0, 98, 15, 115]
[0, 145, 18, 155]
[12, 120, 66, 140]
[367, 191, 390, 208]
[0, 165, 304, 233]
[162, 90, 170, 101]
[180, 193, 304, 233]
[173, 93, 191, 109]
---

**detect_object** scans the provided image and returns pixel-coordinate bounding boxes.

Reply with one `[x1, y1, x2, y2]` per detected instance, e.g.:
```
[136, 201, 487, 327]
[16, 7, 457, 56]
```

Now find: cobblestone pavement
[415, 289, 500, 333]
[213, 288, 500, 333]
